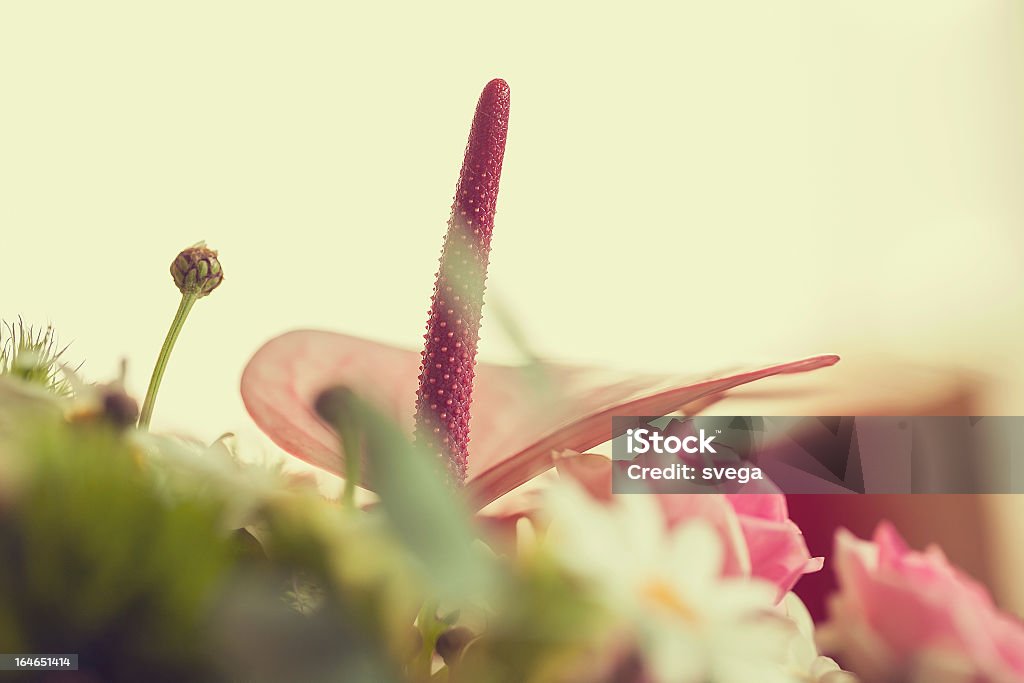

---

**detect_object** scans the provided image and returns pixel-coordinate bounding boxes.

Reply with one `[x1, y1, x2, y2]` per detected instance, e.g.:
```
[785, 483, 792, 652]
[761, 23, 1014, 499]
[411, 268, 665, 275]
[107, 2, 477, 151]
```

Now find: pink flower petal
[736, 514, 823, 599]
[241, 330, 420, 479]
[241, 328, 839, 505]
[465, 354, 839, 508]
[724, 492, 824, 598]
[829, 522, 1024, 679]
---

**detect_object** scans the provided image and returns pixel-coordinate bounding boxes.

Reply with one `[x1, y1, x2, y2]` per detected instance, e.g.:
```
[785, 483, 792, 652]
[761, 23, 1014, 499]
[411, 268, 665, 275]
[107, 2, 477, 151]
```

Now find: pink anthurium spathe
[240, 78, 840, 510]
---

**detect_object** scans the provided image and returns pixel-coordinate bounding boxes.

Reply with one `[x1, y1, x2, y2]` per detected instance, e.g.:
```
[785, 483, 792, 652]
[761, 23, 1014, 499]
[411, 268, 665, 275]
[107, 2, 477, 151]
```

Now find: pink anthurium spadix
[240, 79, 840, 510]
[413, 78, 509, 486]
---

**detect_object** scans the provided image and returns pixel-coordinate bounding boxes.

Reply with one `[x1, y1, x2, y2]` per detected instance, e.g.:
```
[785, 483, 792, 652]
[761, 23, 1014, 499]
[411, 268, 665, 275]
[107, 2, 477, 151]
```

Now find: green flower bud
[170, 242, 223, 297]
[140, 241, 224, 428]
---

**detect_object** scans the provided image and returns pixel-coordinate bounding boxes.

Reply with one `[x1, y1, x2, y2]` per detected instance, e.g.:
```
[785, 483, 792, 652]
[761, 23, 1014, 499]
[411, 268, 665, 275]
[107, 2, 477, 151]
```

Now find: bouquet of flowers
[1, 80, 1021, 683]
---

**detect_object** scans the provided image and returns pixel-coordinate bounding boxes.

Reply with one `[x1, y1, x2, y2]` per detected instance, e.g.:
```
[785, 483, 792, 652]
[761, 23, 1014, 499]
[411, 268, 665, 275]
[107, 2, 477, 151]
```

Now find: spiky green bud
[140, 242, 223, 428]
[171, 243, 223, 297]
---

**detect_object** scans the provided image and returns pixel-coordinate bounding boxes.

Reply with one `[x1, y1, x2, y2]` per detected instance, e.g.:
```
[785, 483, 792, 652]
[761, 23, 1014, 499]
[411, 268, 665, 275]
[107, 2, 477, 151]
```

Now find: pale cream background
[2, 3, 1024, 601]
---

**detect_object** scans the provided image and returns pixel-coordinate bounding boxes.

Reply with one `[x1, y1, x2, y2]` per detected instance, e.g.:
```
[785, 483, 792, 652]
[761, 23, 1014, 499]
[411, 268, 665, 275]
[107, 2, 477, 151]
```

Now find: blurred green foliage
[450, 556, 608, 683]
[0, 385, 419, 681]
[314, 388, 496, 603]
[0, 413, 229, 681]
[0, 374, 610, 682]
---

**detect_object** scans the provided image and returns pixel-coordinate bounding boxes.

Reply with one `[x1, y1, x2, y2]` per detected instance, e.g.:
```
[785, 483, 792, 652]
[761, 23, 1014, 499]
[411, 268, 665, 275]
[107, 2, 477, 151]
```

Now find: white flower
[780, 593, 859, 683]
[542, 480, 805, 683]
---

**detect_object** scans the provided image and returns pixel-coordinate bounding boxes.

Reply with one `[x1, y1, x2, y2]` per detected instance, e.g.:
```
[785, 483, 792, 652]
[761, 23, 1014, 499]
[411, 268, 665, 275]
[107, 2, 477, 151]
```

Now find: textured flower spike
[413, 79, 511, 485]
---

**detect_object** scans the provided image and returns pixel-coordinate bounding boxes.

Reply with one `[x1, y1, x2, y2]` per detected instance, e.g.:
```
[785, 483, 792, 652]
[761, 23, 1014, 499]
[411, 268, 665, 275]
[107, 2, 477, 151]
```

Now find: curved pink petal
[241, 331, 420, 478]
[737, 515, 823, 599]
[465, 354, 839, 508]
[241, 329, 839, 506]
[725, 492, 822, 598]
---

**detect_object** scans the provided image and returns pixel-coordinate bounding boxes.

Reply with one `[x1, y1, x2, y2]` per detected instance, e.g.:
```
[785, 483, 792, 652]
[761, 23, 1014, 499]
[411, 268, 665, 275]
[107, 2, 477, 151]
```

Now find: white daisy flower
[543, 480, 808, 683]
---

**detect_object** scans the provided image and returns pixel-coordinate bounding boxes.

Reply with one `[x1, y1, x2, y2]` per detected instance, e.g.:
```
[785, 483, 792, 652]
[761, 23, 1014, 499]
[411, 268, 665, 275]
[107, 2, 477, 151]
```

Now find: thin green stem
[412, 600, 442, 681]
[339, 422, 361, 509]
[138, 292, 198, 429]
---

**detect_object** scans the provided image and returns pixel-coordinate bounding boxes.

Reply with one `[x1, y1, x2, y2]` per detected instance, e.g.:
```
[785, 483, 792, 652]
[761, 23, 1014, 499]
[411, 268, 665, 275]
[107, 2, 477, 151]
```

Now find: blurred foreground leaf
[0, 418, 229, 681]
[0, 402, 421, 681]
[315, 387, 497, 603]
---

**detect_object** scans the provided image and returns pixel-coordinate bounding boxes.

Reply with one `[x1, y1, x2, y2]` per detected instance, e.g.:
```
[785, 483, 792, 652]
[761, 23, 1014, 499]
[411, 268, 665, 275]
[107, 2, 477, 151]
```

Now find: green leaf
[315, 387, 496, 602]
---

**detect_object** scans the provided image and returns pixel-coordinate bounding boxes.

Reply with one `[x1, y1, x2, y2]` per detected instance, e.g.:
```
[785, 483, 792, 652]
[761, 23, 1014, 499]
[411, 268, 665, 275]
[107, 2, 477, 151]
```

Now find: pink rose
[555, 453, 821, 600]
[822, 522, 1024, 682]
[659, 491, 823, 601]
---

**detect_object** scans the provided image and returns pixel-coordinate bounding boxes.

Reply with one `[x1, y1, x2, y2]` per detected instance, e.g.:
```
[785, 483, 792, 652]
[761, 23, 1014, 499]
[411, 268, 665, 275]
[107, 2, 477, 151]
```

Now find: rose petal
[829, 522, 1024, 678]
[241, 329, 839, 505]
